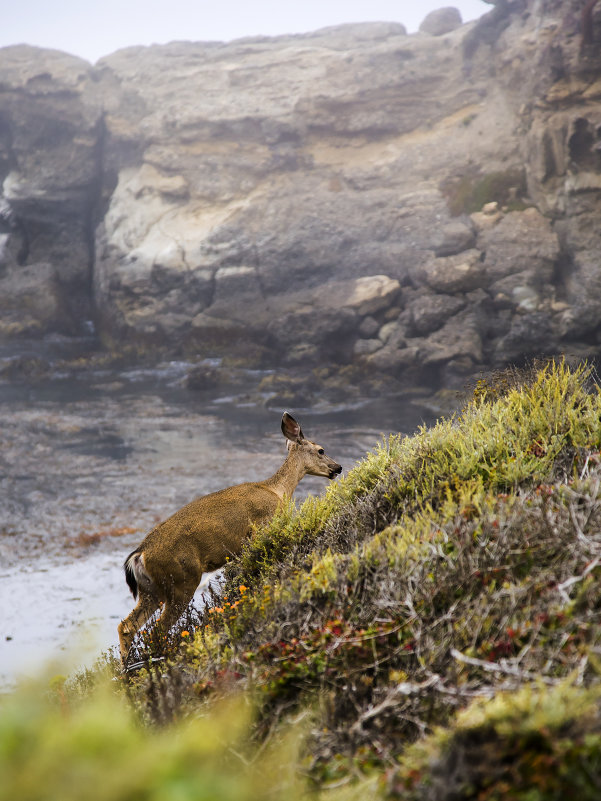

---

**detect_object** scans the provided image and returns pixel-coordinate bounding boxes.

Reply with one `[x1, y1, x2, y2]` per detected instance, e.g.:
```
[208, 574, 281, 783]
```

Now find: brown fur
[118, 412, 341, 665]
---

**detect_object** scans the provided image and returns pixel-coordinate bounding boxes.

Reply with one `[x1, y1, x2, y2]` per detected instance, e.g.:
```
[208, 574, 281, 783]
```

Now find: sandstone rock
[0, 262, 69, 337]
[384, 306, 403, 322]
[353, 338, 382, 357]
[465, 288, 490, 307]
[418, 311, 483, 366]
[358, 316, 380, 338]
[494, 312, 557, 365]
[377, 320, 407, 349]
[366, 343, 421, 372]
[512, 286, 541, 313]
[409, 293, 466, 336]
[316, 275, 401, 316]
[213, 266, 262, 306]
[558, 253, 601, 339]
[489, 273, 544, 312]
[470, 208, 503, 231]
[432, 219, 476, 256]
[298, 21, 408, 47]
[412, 250, 485, 294]
[1, 1, 601, 386]
[479, 208, 559, 284]
[375, 321, 394, 343]
[267, 306, 357, 364]
[88, 21, 491, 353]
[419, 7, 462, 36]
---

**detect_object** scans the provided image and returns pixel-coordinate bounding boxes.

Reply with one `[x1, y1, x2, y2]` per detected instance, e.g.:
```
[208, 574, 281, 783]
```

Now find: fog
[2, 0, 489, 63]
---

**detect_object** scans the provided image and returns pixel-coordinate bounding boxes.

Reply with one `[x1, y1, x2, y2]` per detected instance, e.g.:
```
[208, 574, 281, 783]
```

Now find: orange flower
[239, 585, 248, 593]
[181, 631, 190, 637]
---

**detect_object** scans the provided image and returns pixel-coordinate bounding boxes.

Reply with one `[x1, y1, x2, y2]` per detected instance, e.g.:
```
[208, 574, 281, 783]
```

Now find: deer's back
[140, 481, 281, 573]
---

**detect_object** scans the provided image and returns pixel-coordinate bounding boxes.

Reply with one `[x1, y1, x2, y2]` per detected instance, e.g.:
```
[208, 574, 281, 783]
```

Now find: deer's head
[281, 412, 342, 479]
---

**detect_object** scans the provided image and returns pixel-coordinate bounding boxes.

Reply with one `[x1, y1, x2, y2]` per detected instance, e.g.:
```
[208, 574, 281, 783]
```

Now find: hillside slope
[4, 361, 601, 799]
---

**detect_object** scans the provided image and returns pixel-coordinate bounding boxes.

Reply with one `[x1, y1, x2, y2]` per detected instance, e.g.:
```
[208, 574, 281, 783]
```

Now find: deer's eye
[317, 448, 325, 455]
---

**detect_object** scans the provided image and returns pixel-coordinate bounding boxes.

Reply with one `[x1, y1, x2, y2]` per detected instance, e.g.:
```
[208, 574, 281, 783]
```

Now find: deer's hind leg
[118, 590, 160, 666]
[152, 578, 198, 645]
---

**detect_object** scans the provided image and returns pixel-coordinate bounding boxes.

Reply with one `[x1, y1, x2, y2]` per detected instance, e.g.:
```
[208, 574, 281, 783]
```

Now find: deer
[118, 412, 342, 666]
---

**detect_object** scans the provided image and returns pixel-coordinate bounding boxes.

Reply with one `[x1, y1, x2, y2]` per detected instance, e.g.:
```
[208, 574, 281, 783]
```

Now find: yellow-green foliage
[188, 361, 601, 791]
[207, 364, 601, 667]
[6, 361, 601, 801]
[392, 682, 601, 800]
[395, 359, 599, 506]
[231, 360, 601, 598]
[0, 681, 309, 801]
[237, 434, 404, 582]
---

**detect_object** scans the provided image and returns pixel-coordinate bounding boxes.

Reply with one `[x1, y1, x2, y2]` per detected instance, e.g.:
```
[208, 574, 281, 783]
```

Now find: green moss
[441, 167, 529, 216]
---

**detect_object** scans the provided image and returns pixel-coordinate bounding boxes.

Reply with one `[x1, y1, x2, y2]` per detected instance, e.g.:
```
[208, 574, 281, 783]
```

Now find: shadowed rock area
[1, 0, 601, 387]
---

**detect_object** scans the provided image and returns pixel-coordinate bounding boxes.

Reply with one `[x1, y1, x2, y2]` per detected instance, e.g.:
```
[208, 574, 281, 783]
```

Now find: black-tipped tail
[124, 549, 139, 599]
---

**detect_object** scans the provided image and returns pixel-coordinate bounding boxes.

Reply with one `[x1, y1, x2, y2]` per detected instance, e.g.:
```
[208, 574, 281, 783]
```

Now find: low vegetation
[4, 359, 601, 799]
[441, 167, 529, 215]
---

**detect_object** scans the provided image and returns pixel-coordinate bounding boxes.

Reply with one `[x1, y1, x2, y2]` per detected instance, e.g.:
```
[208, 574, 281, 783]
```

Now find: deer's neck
[264, 450, 306, 500]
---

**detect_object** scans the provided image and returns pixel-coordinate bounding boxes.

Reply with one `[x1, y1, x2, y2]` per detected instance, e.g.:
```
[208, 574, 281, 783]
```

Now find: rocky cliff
[1, 0, 600, 387]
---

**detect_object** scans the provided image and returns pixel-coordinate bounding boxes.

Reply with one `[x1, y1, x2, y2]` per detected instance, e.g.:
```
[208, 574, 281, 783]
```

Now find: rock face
[1, 1, 601, 385]
[0, 46, 103, 336]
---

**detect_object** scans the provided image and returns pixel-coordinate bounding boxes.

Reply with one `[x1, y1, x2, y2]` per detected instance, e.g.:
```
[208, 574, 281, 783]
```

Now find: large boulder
[419, 7, 463, 36]
[408, 293, 466, 336]
[478, 208, 559, 285]
[410, 250, 486, 294]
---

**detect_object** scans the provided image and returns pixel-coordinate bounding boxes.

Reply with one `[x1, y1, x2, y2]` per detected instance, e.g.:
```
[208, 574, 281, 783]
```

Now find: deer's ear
[281, 412, 304, 443]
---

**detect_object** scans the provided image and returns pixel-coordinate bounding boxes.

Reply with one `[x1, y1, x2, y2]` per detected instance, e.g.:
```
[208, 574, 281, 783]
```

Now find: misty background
[2, 0, 489, 62]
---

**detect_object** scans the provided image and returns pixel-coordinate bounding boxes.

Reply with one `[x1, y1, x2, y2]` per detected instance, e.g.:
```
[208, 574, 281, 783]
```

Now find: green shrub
[390, 683, 601, 800]
[0, 681, 309, 801]
[7, 360, 601, 799]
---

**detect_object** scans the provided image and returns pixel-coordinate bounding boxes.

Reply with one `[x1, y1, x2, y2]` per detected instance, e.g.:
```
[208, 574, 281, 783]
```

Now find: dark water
[0, 336, 436, 688]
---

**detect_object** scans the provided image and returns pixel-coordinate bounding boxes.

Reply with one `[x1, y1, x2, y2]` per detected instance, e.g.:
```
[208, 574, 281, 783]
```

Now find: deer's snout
[329, 463, 342, 479]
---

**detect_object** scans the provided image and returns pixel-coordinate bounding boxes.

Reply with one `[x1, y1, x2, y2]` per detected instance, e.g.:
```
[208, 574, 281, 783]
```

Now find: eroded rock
[478, 208, 559, 284]
[431, 219, 476, 257]
[0, 262, 69, 337]
[409, 293, 467, 336]
[412, 250, 485, 294]
[419, 7, 463, 36]
[1, 1, 601, 387]
[0, 46, 103, 335]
